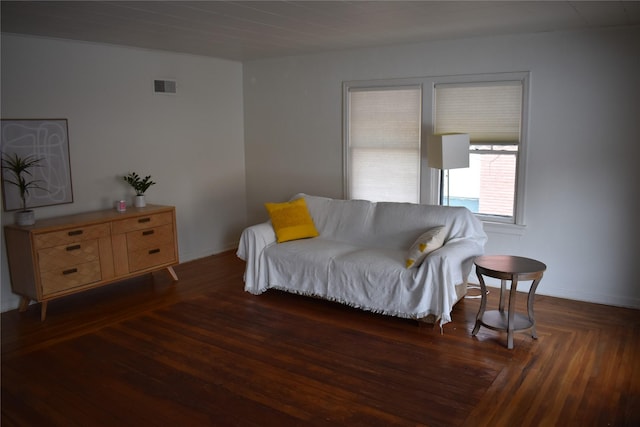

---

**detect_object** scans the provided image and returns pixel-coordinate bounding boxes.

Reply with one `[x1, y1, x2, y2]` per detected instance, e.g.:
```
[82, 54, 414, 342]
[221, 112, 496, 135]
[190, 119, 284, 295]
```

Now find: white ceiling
[2, 1, 639, 61]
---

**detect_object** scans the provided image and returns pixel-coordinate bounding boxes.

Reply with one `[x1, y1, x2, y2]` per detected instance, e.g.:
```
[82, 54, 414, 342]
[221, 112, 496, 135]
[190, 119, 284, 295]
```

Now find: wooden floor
[2, 251, 639, 426]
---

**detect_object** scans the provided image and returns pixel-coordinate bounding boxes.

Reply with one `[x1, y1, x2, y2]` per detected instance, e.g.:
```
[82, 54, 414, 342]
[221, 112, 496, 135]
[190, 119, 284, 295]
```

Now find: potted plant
[1, 153, 47, 226]
[123, 172, 155, 207]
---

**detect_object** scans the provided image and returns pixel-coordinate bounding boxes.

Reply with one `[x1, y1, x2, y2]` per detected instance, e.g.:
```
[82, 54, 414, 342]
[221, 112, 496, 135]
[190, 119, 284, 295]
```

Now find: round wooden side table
[471, 255, 546, 349]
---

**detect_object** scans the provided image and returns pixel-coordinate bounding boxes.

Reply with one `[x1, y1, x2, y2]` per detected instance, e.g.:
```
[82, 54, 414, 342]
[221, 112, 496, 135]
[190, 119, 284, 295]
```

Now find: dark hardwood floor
[2, 251, 639, 426]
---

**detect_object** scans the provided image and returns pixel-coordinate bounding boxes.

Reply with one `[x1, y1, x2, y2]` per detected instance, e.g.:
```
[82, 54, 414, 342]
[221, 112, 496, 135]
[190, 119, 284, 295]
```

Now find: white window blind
[434, 81, 522, 144]
[347, 86, 421, 203]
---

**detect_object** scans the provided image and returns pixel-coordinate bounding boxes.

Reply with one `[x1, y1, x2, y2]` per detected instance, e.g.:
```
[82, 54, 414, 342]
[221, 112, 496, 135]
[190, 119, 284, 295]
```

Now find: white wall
[243, 26, 640, 309]
[1, 34, 247, 312]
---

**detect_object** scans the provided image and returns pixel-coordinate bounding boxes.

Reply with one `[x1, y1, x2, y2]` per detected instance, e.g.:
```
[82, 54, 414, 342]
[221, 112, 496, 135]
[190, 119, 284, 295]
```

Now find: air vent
[154, 79, 176, 94]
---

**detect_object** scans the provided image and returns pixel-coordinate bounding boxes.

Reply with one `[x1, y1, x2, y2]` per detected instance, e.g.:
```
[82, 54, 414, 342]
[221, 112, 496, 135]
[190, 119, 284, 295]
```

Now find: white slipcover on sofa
[237, 194, 487, 326]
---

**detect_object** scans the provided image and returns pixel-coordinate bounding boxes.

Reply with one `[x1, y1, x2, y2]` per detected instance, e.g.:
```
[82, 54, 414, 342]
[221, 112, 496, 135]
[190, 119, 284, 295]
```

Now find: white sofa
[237, 194, 487, 326]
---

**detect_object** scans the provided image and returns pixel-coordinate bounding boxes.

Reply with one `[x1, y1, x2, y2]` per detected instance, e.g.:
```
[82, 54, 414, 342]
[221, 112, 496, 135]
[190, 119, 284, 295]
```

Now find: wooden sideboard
[4, 204, 179, 320]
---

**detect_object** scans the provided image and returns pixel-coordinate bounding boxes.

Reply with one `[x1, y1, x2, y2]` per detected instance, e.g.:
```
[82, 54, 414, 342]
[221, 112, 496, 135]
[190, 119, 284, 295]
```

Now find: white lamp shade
[427, 133, 470, 169]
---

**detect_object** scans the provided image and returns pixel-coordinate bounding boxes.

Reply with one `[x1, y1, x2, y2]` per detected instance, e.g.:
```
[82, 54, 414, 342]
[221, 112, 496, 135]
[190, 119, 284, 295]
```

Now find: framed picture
[1, 119, 74, 211]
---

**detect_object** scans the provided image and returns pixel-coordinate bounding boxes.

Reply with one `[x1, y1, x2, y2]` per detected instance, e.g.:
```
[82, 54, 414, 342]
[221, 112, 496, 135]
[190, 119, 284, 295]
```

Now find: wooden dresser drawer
[112, 212, 173, 234]
[40, 260, 102, 295]
[125, 223, 174, 251]
[34, 223, 110, 250]
[38, 240, 100, 272]
[128, 243, 176, 272]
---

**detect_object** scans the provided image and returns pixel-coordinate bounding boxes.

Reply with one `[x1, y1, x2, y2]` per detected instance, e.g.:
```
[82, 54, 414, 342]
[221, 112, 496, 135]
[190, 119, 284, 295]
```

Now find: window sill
[482, 221, 527, 236]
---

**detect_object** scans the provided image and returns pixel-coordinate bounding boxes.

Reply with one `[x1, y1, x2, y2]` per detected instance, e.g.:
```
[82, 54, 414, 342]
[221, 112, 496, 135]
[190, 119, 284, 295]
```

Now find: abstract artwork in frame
[1, 119, 74, 211]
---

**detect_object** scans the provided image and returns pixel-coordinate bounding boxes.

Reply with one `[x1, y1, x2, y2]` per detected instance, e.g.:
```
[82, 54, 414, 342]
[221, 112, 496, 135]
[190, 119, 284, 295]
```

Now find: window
[434, 79, 526, 223]
[343, 73, 528, 225]
[344, 85, 421, 203]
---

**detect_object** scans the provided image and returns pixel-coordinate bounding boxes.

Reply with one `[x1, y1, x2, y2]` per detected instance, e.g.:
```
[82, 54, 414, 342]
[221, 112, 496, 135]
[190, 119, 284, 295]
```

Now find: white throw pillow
[405, 226, 445, 269]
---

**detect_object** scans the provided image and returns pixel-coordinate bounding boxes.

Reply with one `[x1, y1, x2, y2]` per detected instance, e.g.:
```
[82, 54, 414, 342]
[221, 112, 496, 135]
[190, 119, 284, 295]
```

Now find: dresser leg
[166, 266, 178, 281]
[19, 297, 30, 312]
[40, 301, 48, 321]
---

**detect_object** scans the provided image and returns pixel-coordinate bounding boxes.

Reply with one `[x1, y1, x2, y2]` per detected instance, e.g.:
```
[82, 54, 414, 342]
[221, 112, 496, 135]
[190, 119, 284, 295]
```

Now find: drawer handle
[68, 230, 83, 236]
[138, 217, 151, 223]
[62, 268, 78, 275]
[66, 244, 81, 251]
[142, 230, 154, 236]
[148, 248, 160, 255]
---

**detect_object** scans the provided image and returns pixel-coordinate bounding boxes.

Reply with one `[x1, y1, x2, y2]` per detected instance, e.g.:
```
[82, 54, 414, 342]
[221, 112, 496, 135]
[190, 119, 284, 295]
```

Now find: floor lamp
[428, 133, 480, 298]
[427, 133, 470, 206]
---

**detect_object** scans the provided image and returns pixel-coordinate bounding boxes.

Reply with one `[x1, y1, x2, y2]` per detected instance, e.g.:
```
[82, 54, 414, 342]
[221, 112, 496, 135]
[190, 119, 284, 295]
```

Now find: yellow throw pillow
[265, 198, 319, 243]
[405, 226, 445, 268]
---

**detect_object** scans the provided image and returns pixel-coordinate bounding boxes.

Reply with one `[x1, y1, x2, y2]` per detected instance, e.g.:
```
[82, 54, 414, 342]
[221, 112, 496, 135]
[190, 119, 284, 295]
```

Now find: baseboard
[467, 282, 640, 311]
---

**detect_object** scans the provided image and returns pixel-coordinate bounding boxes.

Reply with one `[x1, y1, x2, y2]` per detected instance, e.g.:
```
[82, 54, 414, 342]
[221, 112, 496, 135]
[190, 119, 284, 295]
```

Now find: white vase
[16, 210, 35, 226]
[134, 195, 146, 208]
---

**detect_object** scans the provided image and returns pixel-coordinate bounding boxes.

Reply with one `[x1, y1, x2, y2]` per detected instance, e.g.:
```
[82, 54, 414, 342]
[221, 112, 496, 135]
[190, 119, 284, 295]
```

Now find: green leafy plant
[123, 172, 156, 196]
[1, 153, 47, 211]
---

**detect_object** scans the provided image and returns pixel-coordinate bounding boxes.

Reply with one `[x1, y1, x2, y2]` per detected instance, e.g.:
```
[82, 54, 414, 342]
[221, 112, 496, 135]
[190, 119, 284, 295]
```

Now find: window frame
[429, 72, 530, 225]
[342, 79, 425, 203]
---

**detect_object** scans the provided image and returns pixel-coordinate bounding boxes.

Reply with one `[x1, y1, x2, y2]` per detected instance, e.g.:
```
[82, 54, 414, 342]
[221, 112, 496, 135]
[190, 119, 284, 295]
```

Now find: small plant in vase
[123, 172, 155, 207]
[1, 153, 47, 226]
